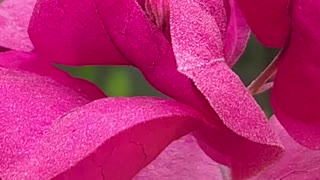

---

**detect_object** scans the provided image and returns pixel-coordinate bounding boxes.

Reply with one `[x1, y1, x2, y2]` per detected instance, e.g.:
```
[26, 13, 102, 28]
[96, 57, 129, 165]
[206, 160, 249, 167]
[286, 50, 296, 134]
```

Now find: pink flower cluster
[0, 0, 319, 179]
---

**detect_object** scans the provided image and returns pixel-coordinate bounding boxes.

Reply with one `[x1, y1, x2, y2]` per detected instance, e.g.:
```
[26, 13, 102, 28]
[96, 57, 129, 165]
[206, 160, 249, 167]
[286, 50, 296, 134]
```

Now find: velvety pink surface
[135, 134, 231, 180]
[235, 0, 291, 47]
[3, 97, 206, 180]
[170, 2, 282, 179]
[0, 66, 94, 178]
[250, 116, 320, 179]
[29, 0, 284, 178]
[0, 51, 106, 100]
[194, 113, 282, 179]
[29, 0, 216, 119]
[0, 0, 35, 51]
[271, 0, 320, 149]
[28, 0, 128, 65]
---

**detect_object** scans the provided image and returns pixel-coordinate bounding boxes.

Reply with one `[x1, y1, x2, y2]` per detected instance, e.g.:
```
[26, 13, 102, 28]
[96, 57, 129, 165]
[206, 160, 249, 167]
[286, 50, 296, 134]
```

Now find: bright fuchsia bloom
[0, 1, 233, 179]
[0, 1, 277, 180]
[3, 0, 320, 179]
[0, 51, 230, 179]
[27, 0, 285, 179]
[237, 0, 320, 149]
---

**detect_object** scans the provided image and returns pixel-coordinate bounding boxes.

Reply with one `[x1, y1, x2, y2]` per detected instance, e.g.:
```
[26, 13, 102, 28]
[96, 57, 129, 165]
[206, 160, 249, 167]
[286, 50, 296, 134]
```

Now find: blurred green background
[61, 35, 279, 117]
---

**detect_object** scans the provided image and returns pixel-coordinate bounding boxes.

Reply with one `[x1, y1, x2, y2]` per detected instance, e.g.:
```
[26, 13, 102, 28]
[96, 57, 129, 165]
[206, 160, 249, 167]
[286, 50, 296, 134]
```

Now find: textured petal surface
[0, 66, 95, 177]
[194, 121, 282, 180]
[250, 116, 320, 180]
[271, 0, 320, 149]
[135, 134, 231, 180]
[76, 0, 216, 117]
[0, 51, 106, 100]
[170, 1, 283, 178]
[223, 0, 250, 66]
[235, 0, 291, 47]
[0, 0, 35, 51]
[28, 0, 128, 65]
[3, 97, 205, 180]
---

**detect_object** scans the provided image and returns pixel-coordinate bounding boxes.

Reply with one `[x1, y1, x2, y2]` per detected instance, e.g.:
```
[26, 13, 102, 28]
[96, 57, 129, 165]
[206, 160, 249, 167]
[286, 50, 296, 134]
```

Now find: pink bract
[235, 0, 291, 47]
[237, 0, 320, 149]
[0, 51, 225, 179]
[28, 0, 284, 178]
[0, 0, 35, 51]
[250, 116, 320, 179]
[271, 0, 320, 149]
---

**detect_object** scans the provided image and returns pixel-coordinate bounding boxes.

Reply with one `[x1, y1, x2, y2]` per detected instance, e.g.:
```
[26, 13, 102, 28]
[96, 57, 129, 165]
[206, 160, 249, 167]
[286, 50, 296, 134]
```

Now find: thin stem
[254, 82, 274, 95]
[248, 54, 280, 95]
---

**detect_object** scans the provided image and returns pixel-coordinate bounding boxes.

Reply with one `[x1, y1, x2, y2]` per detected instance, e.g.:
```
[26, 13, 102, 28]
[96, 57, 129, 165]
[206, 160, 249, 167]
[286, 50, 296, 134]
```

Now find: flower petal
[135, 134, 231, 180]
[235, 0, 291, 47]
[0, 51, 106, 100]
[75, 0, 217, 116]
[271, 0, 320, 149]
[0, 66, 96, 177]
[0, 0, 35, 51]
[28, 0, 128, 65]
[250, 116, 320, 179]
[194, 122, 282, 180]
[3, 97, 205, 179]
[223, 0, 250, 66]
[170, 1, 283, 178]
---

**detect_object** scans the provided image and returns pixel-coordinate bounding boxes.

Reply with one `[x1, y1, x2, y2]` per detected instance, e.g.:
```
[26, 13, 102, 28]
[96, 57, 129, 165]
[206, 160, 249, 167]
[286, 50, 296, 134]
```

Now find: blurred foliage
[61, 35, 279, 117]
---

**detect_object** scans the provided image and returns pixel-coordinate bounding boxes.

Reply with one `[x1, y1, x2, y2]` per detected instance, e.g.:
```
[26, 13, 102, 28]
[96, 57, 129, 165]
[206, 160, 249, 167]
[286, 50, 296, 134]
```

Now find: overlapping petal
[250, 116, 320, 179]
[0, 51, 215, 179]
[135, 134, 231, 180]
[0, 0, 35, 51]
[0, 61, 99, 177]
[235, 0, 291, 47]
[29, 0, 284, 178]
[223, 0, 250, 66]
[170, 1, 282, 178]
[194, 121, 282, 179]
[271, 0, 320, 149]
[29, 0, 215, 116]
[0, 51, 106, 99]
[28, 0, 128, 65]
[2, 96, 207, 179]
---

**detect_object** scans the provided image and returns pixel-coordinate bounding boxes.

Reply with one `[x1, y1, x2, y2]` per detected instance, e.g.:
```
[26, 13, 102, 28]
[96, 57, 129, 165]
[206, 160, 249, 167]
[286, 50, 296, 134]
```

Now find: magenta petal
[170, 2, 283, 178]
[73, 0, 216, 116]
[170, 0, 224, 68]
[0, 51, 106, 100]
[0, 67, 96, 176]
[28, 0, 128, 65]
[0, 0, 35, 51]
[271, 0, 320, 149]
[182, 63, 283, 179]
[250, 116, 320, 179]
[3, 97, 205, 179]
[170, 0, 281, 155]
[223, 0, 250, 66]
[235, 0, 290, 47]
[135, 134, 230, 180]
[194, 122, 283, 180]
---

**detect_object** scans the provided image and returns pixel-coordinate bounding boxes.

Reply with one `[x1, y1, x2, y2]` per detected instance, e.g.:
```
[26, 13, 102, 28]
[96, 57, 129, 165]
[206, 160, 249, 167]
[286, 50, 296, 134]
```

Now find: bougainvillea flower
[0, 0, 35, 51]
[238, 0, 320, 149]
[250, 116, 320, 179]
[28, 0, 285, 178]
[0, 51, 230, 179]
